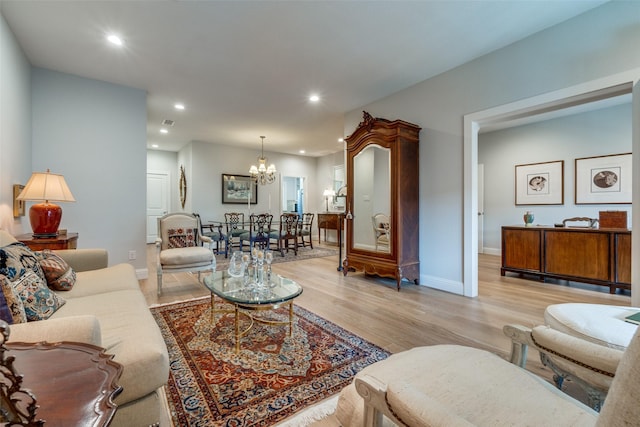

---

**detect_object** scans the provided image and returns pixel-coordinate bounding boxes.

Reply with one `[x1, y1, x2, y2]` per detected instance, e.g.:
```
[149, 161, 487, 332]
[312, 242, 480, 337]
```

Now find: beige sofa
[0, 231, 169, 427]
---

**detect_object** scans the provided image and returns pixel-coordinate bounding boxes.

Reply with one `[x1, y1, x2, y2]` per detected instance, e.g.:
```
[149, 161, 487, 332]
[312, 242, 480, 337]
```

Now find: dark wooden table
[6, 341, 123, 426]
[15, 232, 78, 250]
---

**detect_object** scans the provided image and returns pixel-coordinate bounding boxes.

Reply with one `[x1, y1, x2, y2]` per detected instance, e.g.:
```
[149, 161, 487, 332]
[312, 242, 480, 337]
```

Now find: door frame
[463, 69, 640, 299]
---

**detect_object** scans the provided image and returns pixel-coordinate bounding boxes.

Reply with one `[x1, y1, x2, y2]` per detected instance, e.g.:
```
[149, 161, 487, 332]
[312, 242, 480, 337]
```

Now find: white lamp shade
[323, 189, 336, 197]
[17, 171, 76, 202]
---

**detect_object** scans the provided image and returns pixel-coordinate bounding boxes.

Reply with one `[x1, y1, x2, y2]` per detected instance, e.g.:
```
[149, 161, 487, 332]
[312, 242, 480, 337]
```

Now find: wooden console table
[4, 340, 123, 426]
[501, 225, 631, 293]
[317, 213, 343, 244]
[16, 232, 78, 250]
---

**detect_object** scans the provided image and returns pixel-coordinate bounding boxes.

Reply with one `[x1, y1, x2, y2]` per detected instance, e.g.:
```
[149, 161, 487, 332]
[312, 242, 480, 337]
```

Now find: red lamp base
[29, 202, 62, 238]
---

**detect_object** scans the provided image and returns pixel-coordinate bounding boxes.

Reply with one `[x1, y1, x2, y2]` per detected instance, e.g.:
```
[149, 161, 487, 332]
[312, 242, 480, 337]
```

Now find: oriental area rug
[151, 297, 389, 426]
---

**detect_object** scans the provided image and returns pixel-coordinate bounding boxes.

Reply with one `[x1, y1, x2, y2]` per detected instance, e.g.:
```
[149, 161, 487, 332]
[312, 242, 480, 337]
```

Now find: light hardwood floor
[142, 241, 631, 382]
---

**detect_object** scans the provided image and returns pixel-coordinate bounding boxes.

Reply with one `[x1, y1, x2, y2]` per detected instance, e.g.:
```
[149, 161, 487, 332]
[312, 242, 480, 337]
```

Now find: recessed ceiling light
[160, 129, 168, 134]
[338, 138, 344, 142]
[299, 150, 306, 154]
[151, 144, 159, 148]
[309, 94, 320, 103]
[174, 103, 185, 110]
[106, 34, 123, 46]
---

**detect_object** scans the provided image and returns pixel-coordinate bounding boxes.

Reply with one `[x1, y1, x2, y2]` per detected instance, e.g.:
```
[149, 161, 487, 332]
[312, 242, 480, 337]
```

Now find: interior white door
[147, 171, 170, 243]
[477, 163, 484, 254]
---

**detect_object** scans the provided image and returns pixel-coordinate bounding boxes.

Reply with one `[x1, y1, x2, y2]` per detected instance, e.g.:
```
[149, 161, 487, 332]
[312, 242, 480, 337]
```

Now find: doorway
[281, 176, 305, 215]
[146, 171, 170, 243]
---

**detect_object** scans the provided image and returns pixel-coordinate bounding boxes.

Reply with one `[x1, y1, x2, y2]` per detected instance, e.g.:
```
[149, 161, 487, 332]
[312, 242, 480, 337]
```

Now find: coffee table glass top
[203, 270, 302, 306]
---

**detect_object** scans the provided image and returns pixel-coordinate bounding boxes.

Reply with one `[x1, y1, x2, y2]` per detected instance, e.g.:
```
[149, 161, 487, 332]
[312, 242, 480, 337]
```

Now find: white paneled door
[147, 171, 170, 243]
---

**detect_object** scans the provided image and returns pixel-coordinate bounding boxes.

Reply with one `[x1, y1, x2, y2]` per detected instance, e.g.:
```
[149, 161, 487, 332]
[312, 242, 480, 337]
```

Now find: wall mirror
[333, 165, 346, 211]
[352, 144, 391, 253]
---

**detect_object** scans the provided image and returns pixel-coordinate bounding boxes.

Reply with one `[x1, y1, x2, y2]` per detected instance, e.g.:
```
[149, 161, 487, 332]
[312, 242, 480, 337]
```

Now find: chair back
[596, 324, 640, 425]
[224, 212, 245, 234]
[300, 213, 314, 232]
[157, 213, 202, 251]
[249, 213, 273, 249]
[279, 213, 300, 239]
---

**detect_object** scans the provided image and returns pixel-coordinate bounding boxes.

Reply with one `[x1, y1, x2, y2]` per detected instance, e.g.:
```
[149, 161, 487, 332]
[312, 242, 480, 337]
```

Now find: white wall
[345, 2, 640, 293]
[31, 68, 148, 271]
[0, 13, 31, 234]
[479, 103, 632, 254]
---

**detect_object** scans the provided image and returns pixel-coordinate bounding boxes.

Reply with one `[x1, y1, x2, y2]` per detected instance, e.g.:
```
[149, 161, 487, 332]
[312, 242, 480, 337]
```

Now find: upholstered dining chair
[224, 212, 245, 253]
[270, 213, 300, 257]
[371, 213, 390, 252]
[193, 213, 227, 257]
[297, 213, 314, 249]
[336, 323, 640, 427]
[155, 213, 215, 296]
[239, 213, 273, 251]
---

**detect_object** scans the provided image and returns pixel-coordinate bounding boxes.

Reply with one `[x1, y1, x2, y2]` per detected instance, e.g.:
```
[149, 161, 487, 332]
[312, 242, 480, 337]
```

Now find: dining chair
[224, 212, 245, 253]
[193, 213, 227, 257]
[270, 213, 300, 256]
[297, 213, 314, 249]
[239, 213, 273, 251]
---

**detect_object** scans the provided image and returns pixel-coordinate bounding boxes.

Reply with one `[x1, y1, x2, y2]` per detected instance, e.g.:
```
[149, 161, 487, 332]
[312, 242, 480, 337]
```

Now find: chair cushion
[167, 227, 199, 248]
[160, 247, 213, 267]
[545, 303, 638, 350]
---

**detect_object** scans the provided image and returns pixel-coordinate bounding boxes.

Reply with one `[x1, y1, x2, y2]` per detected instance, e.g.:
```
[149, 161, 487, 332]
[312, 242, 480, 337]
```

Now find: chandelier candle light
[17, 169, 76, 238]
[249, 136, 277, 185]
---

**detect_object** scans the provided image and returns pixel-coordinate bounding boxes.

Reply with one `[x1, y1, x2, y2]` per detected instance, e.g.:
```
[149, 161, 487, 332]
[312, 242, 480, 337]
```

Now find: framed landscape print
[575, 153, 632, 204]
[515, 160, 564, 205]
[222, 174, 258, 204]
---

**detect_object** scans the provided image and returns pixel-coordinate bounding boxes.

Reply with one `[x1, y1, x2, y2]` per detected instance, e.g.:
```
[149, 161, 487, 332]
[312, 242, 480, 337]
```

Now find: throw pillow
[11, 270, 66, 321]
[0, 274, 26, 324]
[35, 250, 76, 291]
[0, 242, 47, 284]
[167, 228, 198, 249]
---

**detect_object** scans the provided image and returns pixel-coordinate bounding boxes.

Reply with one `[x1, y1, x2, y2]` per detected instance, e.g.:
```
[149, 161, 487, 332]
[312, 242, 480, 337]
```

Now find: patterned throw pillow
[167, 228, 198, 249]
[11, 270, 66, 321]
[0, 242, 47, 283]
[35, 250, 76, 291]
[0, 274, 26, 324]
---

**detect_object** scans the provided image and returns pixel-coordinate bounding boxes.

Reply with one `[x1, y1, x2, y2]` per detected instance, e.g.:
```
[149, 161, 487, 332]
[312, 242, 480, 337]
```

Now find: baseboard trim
[136, 268, 149, 280]
[420, 274, 464, 295]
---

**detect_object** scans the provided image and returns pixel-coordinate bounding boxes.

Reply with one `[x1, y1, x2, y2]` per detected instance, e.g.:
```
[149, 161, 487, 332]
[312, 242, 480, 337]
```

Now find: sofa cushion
[35, 250, 76, 291]
[60, 263, 141, 299]
[0, 274, 26, 324]
[12, 270, 66, 321]
[51, 289, 169, 404]
[0, 242, 46, 283]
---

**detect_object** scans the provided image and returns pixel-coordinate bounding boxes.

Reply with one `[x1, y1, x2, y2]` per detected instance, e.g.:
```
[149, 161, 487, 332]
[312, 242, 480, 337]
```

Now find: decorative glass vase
[523, 211, 535, 227]
[227, 251, 244, 277]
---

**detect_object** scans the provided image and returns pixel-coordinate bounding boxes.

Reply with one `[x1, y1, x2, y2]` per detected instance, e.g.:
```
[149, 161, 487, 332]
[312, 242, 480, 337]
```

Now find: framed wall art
[222, 174, 258, 204]
[515, 160, 564, 205]
[575, 153, 632, 204]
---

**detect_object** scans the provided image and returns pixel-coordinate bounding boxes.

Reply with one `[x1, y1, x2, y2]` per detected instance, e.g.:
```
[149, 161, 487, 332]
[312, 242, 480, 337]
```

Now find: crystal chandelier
[249, 136, 277, 185]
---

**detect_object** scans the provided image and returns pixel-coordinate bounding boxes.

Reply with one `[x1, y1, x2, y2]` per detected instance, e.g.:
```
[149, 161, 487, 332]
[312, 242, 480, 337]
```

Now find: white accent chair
[155, 213, 215, 296]
[371, 213, 390, 252]
[506, 303, 638, 410]
[336, 323, 640, 426]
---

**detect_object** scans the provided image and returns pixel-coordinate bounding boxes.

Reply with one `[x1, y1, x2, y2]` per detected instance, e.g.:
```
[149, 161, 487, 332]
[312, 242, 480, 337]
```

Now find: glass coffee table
[203, 270, 303, 353]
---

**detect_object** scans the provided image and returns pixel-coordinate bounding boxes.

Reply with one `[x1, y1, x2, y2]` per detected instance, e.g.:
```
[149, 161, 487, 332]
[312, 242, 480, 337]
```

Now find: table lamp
[323, 189, 336, 212]
[16, 169, 75, 238]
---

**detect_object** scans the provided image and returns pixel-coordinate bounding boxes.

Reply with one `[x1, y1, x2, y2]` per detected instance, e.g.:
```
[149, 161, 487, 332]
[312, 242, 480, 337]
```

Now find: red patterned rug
[151, 297, 389, 426]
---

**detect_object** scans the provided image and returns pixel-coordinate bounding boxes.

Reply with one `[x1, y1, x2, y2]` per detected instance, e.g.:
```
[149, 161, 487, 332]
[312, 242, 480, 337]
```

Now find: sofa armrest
[53, 249, 108, 272]
[6, 315, 102, 346]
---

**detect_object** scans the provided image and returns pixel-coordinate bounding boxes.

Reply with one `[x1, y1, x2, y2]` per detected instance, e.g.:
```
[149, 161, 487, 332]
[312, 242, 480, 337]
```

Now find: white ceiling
[1, 0, 608, 156]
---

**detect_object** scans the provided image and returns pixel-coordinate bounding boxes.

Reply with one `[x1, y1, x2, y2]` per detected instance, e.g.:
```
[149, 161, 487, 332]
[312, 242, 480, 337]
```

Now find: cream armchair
[155, 213, 215, 296]
[371, 213, 390, 252]
[336, 324, 640, 426]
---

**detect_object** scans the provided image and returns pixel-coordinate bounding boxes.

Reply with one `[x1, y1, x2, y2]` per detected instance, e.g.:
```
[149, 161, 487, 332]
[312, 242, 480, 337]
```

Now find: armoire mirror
[343, 111, 420, 291]
[352, 145, 391, 253]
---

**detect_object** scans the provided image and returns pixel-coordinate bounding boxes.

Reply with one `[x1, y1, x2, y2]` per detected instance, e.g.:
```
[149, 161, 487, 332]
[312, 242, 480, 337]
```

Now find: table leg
[235, 305, 240, 354]
[288, 302, 293, 336]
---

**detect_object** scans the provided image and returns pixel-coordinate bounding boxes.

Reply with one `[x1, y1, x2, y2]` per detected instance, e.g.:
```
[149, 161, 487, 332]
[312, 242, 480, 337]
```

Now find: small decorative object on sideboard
[599, 211, 628, 229]
[523, 211, 534, 227]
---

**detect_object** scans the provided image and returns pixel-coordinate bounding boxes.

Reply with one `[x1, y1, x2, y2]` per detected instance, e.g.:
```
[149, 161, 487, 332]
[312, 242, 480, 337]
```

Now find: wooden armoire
[342, 111, 421, 291]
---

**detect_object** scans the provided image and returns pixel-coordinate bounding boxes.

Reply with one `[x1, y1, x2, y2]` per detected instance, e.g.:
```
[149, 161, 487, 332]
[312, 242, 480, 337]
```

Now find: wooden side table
[16, 232, 78, 250]
[4, 340, 123, 426]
